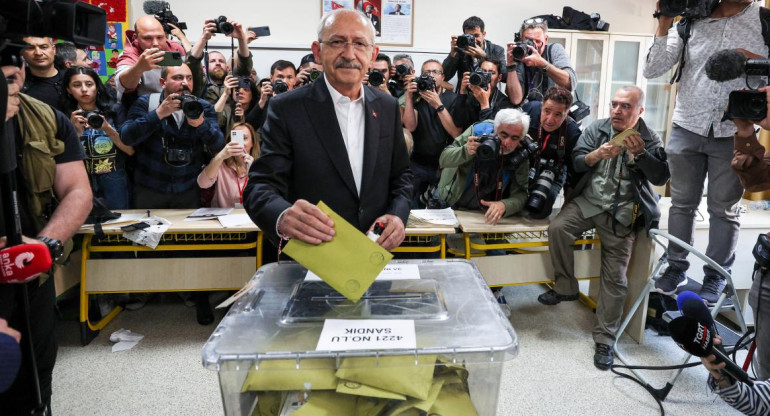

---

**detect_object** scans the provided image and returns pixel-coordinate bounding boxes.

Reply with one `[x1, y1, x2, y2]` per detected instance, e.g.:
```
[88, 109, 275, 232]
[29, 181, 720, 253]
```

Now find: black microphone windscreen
[678, 294, 718, 335]
[705, 49, 747, 82]
[669, 316, 713, 357]
[143, 0, 167, 15]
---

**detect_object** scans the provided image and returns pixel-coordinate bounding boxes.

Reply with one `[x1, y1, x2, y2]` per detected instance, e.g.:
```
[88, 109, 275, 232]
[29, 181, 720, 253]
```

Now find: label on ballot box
[316, 319, 416, 351]
[305, 264, 421, 281]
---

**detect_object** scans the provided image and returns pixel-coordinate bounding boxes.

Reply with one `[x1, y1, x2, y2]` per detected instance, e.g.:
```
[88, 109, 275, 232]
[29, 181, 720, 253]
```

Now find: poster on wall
[88, 0, 129, 82]
[321, 0, 413, 47]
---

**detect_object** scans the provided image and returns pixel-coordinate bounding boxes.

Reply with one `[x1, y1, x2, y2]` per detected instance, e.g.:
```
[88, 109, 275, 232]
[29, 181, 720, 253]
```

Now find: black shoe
[654, 266, 687, 295]
[195, 293, 214, 325]
[700, 275, 727, 305]
[537, 289, 579, 306]
[594, 343, 614, 371]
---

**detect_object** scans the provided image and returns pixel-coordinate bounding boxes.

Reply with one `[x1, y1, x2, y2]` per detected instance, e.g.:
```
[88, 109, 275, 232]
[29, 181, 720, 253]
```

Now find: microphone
[0, 244, 52, 284]
[706, 49, 770, 82]
[142, 0, 168, 15]
[677, 290, 719, 336]
[669, 316, 753, 386]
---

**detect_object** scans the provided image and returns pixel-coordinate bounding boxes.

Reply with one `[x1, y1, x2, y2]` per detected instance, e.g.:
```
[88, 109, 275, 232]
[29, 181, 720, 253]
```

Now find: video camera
[705, 49, 770, 120]
[78, 110, 104, 129]
[143, 1, 187, 34]
[512, 33, 535, 61]
[416, 74, 435, 92]
[456, 33, 476, 51]
[0, 0, 106, 66]
[658, 0, 718, 19]
[175, 94, 203, 119]
[469, 69, 491, 90]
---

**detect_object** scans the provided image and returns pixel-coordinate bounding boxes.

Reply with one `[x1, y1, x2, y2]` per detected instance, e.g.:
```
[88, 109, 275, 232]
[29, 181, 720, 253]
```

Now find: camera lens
[216, 16, 233, 35]
[272, 80, 289, 94]
[526, 169, 556, 212]
[86, 112, 103, 129]
[368, 70, 384, 87]
[476, 135, 500, 162]
[395, 64, 409, 77]
[309, 69, 321, 81]
[178, 94, 203, 119]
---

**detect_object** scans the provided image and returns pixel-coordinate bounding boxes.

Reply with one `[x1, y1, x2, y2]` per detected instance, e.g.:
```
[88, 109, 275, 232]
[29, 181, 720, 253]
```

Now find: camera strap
[536, 123, 567, 170]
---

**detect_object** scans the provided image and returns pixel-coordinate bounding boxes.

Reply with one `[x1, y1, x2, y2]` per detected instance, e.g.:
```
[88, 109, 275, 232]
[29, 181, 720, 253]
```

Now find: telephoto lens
[394, 64, 410, 79]
[456, 33, 476, 50]
[416, 74, 435, 91]
[177, 94, 204, 119]
[81, 110, 103, 129]
[476, 135, 501, 162]
[512, 39, 536, 60]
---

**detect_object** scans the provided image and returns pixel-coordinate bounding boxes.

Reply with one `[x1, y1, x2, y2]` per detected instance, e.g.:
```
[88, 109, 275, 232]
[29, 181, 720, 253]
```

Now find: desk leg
[79, 235, 123, 345]
[256, 232, 263, 269]
[440, 235, 446, 259]
[464, 233, 471, 260]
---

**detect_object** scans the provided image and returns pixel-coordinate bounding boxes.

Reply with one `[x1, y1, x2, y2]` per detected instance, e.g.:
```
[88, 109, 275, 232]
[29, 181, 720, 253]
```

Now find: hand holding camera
[199, 19, 218, 43]
[156, 92, 182, 119]
[465, 136, 481, 156]
[223, 75, 238, 93]
[70, 110, 88, 135]
[420, 88, 442, 109]
[259, 83, 274, 108]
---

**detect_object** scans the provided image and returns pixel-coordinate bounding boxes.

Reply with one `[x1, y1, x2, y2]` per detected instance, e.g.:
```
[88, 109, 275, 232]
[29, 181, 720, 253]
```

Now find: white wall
[129, 0, 658, 80]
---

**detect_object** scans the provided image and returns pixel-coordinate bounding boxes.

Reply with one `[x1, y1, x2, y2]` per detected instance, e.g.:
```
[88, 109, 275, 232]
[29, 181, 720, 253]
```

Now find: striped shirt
[711, 376, 770, 415]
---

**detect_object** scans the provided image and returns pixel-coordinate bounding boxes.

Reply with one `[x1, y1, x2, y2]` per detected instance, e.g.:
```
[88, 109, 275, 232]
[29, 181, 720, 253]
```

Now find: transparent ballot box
[202, 260, 518, 415]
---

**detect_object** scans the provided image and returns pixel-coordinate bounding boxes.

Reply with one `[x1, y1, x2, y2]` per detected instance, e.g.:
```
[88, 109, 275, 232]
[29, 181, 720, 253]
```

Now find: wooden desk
[77, 209, 261, 344]
[453, 209, 655, 343]
[398, 220, 457, 258]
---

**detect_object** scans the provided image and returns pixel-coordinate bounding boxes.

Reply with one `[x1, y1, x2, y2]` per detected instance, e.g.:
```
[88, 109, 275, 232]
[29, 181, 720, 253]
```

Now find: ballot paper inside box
[202, 260, 518, 416]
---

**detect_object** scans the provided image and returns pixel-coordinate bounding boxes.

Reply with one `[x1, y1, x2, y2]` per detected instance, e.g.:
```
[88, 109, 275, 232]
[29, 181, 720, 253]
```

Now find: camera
[143, 1, 187, 34]
[513, 38, 536, 61]
[237, 76, 251, 89]
[212, 16, 234, 36]
[526, 159, 558, 212]
[309, 68, 322, 83]
[368, 70, 384, 87]
[456, 34, 476, 51]
[416, 74, 436, 92]
[506, 136, 539, 171]
[272, 79, 289, 94]
[393, 63, 411, 82]
[164, 147, 192, 165]
[476, 134, 500, 162]
[658, 0, 718, 19]
[725, 90, 767, 120]
[175, 94, 204, 119]
[418, 185, 447, 209]
[78, 110, 104, 129]
[469, 69, 491, 90]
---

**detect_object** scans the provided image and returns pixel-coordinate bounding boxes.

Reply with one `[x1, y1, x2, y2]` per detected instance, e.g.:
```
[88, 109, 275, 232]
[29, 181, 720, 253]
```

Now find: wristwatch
[542, 63, 552, 73]
[37, 236, 64, 262]
[436, 105, 445, 113]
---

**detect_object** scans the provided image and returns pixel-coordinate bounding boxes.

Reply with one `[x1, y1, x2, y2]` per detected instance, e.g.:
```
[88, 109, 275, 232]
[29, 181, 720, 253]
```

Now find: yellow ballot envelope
[282, 201, 393, 302]
[608, 128, 640, 147]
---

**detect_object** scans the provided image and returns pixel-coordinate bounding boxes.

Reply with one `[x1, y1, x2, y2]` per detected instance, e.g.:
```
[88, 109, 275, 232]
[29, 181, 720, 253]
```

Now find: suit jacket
[244, 76, 413, 244]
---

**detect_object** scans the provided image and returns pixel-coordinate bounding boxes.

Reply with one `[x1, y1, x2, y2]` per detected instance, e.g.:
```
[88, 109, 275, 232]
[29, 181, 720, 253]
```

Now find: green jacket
[437, 122, 529, 216]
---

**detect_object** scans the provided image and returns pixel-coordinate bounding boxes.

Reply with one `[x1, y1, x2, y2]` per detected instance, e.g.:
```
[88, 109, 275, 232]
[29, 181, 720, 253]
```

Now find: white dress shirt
[324, 76, 366, 195]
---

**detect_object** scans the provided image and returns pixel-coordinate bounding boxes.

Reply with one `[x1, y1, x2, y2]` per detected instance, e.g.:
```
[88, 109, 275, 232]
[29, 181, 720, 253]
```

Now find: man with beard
[121, 64, 224, 208]
[187, 17, 254, 106]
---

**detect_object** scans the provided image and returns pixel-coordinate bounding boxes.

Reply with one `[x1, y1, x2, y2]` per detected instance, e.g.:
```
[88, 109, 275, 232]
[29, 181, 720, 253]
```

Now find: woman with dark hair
[214, 74, 260, 137]
[60, 66, 133, 209]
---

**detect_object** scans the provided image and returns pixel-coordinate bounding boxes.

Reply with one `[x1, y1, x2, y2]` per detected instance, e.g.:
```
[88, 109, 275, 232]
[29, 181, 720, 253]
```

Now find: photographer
[0, 63, 92, 414]
[436, 109, 530, 224]
[364, 53, 393, 96]
[541, 86, 669, 371]
[244, 60, 297, 132]
[21, 37, 65, 110]
[60, 66, 134, 209]
[186, 17, 254, 105]
[522, 87, 582, 219]
[644, 0, 767, 305]
[114, 15, 186, 101]
[401, 59, 461, 208]
[443, 16, 506, 93]
[54, 42, 93, 70]
[295, 54, 324, 88]
[120, 63, 224, 209]
[506, 18, 577, 106]
[452, 59, 512, 130]
[214, 75, 259, 136]
[391, 54, 415, 98]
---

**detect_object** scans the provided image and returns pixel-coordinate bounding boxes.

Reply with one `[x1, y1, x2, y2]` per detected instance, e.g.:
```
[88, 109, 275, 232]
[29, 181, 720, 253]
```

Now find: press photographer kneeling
[435, 108, 530, 225]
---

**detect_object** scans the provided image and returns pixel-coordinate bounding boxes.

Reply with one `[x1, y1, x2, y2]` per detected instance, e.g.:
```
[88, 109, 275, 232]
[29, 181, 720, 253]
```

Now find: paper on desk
[80, 213, 146, 229]
[283, 201, 392, 302]
[305, 264, 420, 282]
[608, 128, 640, 147]
[122, 216, 170, 249]
[408, 208, 459, 226]
[184, 207, 233, 221]
[218, 213, 255, 228]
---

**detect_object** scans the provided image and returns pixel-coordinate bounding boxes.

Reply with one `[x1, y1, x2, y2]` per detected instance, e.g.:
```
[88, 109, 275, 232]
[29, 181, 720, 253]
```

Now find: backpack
[671, 7, 770, 84]
[530, 7, 609, 32]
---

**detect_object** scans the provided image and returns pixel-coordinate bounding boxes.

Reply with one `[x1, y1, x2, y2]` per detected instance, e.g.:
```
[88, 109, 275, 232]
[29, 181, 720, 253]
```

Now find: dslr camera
[526, 159, 558, 212]
[469, 69, 491, 90]
[512, 33, 536, 61]
[78, 110, 104, 129]
[392, 63, 411, 82]
[456, 33, 476, 51]
[162, 137, 192, 166]
[272, 79, 289, 94]
[475, 134, 500, 162]
[658, 0, 718, 19]
[506, 136, 539, 171]
[212, 16, 234, 36]
[308, 68, 322, 83]
[416, 74, 436, 92]
[175, 94, 204, 119]
[143, 1, 187, 34]
[237, 76, 251, 89]
[368, 70, 385, 87]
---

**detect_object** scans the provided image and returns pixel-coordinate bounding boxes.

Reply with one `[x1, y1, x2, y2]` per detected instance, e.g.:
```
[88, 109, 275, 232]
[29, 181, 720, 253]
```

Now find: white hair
[317, 9, 376, 43]
[494, 108, 530, 135]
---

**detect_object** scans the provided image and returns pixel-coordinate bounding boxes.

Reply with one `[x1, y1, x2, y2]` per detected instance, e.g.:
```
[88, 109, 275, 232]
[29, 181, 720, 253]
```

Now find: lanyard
[235, 174, 247, 204]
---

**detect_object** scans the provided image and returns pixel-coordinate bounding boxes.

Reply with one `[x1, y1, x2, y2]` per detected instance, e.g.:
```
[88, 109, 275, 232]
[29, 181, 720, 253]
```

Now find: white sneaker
[109, 328, 144, 343]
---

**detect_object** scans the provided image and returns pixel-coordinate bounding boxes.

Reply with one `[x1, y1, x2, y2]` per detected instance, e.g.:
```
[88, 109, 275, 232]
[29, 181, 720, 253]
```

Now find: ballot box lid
[202, 259, 518, 369]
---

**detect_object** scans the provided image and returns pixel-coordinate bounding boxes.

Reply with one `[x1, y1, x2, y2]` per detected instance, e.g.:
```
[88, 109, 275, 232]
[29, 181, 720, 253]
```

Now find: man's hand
[520, 45, 548, 68]
[449, 36, 459, 58]
[405, 79, 418, 98]
[155, 93, 181, 119]
[699, 336, 734, 387]
[459, 72, 470, 95]
[481, 200, 506, 225]
[506, 43, 516, 66]
[200, 19, 217, 43]
[469, 84, 491, 109]
[369, 215, 405, 251]
[137, 47, 164, 71]
[277, 199, 335, 245]
[297, 67, 312, 87]
[4, 66, 22, 121]
[587, 143, 623, 166]
[187, 113, 205, 127]
[654, 1, 676, 34]
[259, 83, 274, 109]
[464, 43, 487, 59]
[0, 319, 20, 343]
[228, 19, 245, 40]
[465, 136, 480, 156]
[624, 134, 645, 159]
[419, 89, 442, 108]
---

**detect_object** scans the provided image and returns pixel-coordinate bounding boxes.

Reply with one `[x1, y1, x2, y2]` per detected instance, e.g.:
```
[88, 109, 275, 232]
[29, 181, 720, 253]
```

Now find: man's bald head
[134, 16, 168, 51]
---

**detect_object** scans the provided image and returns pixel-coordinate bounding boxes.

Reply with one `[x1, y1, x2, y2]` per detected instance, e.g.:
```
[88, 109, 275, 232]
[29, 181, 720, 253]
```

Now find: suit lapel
[361, 87, 380, 198]
[304, 77, 358, 198]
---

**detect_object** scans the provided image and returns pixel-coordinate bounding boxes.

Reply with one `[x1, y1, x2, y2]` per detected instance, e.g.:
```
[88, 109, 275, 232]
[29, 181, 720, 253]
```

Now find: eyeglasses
[609, 101, 634, 111]
[320, 39, 374, 51]
[522, 17, 547, 29]
[422, 69, 443, 76]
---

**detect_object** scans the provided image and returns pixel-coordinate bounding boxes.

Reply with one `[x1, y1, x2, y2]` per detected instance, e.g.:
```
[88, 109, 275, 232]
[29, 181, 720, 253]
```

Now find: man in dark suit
[389, 5, 405, 15]
[364, 4, 381, 36]
[244, 9, 412, 255]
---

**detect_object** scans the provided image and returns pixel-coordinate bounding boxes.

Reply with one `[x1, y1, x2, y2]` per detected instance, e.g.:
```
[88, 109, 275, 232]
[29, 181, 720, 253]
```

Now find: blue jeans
[665, 124, 743, 275]
[92, 169, 131, 209]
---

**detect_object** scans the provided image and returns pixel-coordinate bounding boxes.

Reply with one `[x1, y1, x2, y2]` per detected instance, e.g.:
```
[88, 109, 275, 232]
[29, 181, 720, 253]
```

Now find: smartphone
[157, 51, 183, 67]
[248, 26, 271, 37]
[231, 130, 245, 146]
[121, 222, 151, 232]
